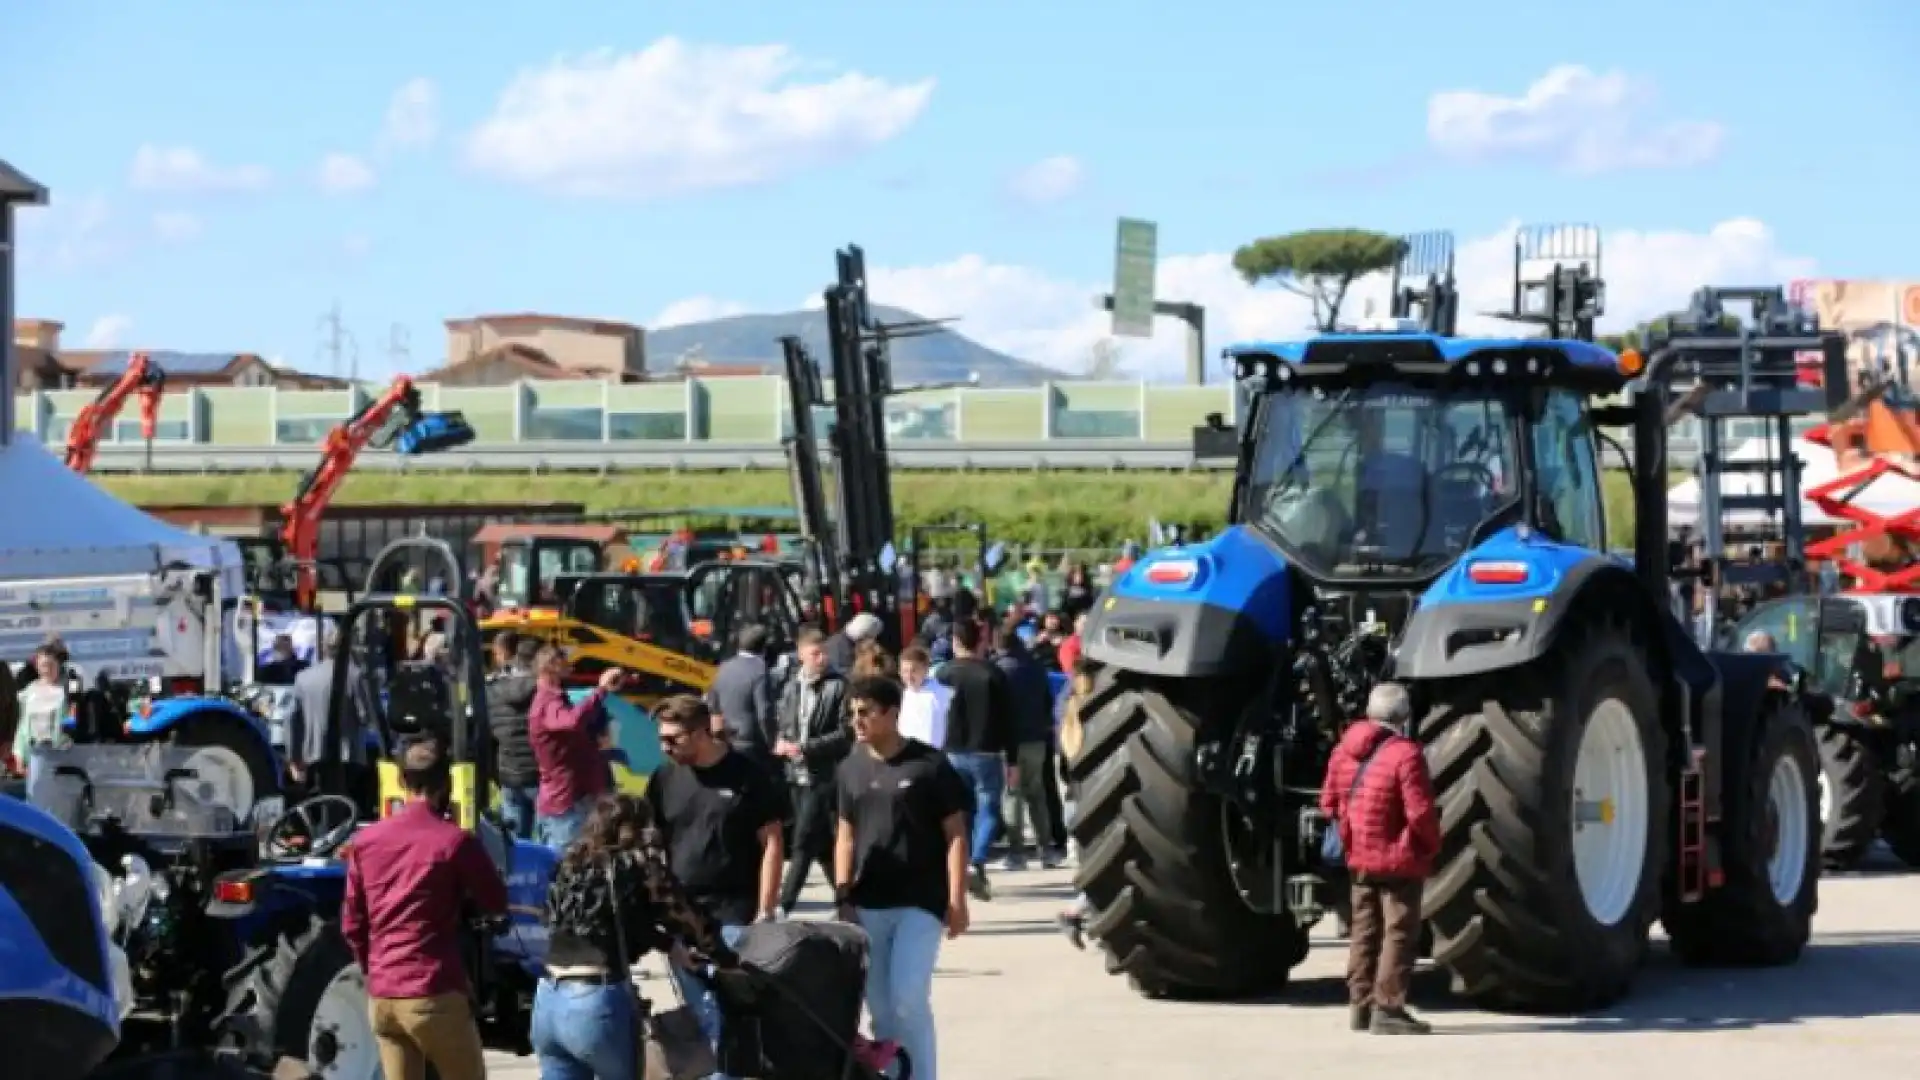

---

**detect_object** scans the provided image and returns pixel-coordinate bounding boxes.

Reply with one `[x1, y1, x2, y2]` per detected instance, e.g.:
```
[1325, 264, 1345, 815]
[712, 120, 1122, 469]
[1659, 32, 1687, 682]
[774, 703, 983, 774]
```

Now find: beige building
[433, 313, 647, 385]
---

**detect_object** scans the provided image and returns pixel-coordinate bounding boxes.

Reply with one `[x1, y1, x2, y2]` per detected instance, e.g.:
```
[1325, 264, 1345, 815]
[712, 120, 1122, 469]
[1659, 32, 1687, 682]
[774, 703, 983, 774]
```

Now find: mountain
[644, 306, 1058, 387]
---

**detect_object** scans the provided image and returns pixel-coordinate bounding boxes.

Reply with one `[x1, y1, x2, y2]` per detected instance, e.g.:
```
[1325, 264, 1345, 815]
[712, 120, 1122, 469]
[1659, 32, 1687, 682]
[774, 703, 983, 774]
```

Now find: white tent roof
[1667, 436, 1920, 530]
[0, 433, 245, 591]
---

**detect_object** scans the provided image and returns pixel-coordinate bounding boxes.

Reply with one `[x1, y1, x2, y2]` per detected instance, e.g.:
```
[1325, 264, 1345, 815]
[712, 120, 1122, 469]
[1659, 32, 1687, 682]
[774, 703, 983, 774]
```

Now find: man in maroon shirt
[340, 737, 509, 1080]
[528, 644, 625, 851]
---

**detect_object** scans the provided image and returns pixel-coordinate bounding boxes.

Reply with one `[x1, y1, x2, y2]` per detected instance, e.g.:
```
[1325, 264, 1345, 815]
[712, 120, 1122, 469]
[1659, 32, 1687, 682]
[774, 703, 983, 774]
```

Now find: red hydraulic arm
[64, 351, 166, 473]
[281, 376, 425, 611]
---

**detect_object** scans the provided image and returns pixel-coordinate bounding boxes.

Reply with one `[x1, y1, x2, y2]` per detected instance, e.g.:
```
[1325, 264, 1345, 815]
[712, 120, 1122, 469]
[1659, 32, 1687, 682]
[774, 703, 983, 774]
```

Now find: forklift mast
[776, 245, 949, 647]
[1389, 230, 1460, 335]
[780, 334, 840, 619]
[1494, 223, 1606, 341]
[825, 245, 901, 636]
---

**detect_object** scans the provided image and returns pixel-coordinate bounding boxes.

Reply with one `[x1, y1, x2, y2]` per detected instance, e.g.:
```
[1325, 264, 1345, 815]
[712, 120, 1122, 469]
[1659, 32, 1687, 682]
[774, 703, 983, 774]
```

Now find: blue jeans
[669, 924, 748, 1079]
[858, 906, 944, 1080]
[538, 798, 593, 852]
[946, 752, 1005, 867]
[500, 785, 538, 840]
[531, 978, 639, 1080]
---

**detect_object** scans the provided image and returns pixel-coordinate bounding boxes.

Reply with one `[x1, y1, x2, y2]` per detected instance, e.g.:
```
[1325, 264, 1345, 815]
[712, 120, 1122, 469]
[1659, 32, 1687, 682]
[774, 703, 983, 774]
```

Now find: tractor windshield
[1247, 382, 1520, 579]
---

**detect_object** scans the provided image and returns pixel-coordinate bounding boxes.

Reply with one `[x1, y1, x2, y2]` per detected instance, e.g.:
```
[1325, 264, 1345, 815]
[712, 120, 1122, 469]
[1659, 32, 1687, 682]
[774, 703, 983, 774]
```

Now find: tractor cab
[684, 558, 808, 657]
[1225, 332, 1625, 649]
[476, 524, 624, 611]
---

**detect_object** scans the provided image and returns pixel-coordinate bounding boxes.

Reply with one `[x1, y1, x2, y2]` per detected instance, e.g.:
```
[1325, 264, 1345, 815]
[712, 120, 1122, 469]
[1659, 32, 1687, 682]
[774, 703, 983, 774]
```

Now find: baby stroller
[710, 920, 911, 1080]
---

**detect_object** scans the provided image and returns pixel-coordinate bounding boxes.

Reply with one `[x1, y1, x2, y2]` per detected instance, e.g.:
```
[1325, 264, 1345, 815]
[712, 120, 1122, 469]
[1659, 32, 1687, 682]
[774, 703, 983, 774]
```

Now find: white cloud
[651, 297, 749, 328]
[381, 77, 439, 148]
[1428, 65, 1725, 173]
[754, 220, 1813, 380]
[128, 145, 272, 193]
[465, 39, 935, 198]
[1004, 155, 1085, 205]
[15, 192, 116, 272]
[151, 211, 201, 243]
[84, 314, 132, 349]
[317, 152, 377, 194]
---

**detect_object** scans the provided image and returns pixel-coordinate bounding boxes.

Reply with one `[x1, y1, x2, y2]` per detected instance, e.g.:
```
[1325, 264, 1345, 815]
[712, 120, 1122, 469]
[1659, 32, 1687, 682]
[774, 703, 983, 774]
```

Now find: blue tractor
[0, 791, 124, 1079]
[1068, 228, 1826, 1011]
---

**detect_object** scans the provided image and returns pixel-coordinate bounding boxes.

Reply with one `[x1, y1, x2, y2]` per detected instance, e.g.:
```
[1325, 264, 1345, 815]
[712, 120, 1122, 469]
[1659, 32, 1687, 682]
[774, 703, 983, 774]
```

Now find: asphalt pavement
[486, 861, 1920, 1079]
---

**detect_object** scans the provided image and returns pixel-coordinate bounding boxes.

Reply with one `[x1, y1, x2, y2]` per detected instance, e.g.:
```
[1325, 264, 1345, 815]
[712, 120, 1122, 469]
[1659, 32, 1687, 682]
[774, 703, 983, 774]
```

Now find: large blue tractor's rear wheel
[1066, 664, 1308, 999]
[1418, 614, 1669, 1012]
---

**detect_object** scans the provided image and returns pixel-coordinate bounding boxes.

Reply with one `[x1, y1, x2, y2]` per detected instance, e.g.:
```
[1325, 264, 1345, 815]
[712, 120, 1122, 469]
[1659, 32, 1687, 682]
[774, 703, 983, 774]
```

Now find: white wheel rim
[179, 746, 255, 827]
[1767, 753, 1811, 903]
[309, 964, 381, 1079]
[1571, 698, 1651, 926]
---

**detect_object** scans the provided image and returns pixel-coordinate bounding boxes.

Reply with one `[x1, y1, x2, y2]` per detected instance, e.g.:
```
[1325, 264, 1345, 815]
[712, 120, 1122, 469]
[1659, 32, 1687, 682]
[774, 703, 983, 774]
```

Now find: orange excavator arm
[277, 376, 475, 610]
[280, 376, 424, 611]
[64, 351, 166, 474]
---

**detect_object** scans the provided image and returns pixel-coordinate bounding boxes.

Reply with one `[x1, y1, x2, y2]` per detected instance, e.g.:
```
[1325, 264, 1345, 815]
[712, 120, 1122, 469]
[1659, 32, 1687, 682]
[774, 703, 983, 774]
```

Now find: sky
[5, 0, 1918, 382]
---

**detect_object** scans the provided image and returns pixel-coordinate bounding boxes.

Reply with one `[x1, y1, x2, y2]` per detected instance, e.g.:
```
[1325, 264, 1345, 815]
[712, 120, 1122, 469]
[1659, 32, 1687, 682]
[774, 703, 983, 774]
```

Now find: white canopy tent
[0, 433, 246, 592]
[1666, 436, 1920, 531]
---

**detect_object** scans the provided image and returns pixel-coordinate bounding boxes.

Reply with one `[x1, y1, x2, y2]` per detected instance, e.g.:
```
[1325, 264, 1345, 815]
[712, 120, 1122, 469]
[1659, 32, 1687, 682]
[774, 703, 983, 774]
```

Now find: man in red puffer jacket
[1320, 682, 1440, 1036]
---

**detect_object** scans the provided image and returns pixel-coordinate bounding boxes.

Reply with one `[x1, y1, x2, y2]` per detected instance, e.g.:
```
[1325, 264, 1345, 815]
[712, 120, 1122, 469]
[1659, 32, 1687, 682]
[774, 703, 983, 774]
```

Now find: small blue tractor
[212, 537, 555, 1077]
[6, 537, 558, 1077]
[1068, 226, 1829, 1011]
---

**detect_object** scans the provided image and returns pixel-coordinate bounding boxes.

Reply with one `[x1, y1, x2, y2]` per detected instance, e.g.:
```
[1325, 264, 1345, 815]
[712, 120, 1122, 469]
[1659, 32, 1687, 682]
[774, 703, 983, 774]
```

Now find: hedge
[97, 469, 1646, 549]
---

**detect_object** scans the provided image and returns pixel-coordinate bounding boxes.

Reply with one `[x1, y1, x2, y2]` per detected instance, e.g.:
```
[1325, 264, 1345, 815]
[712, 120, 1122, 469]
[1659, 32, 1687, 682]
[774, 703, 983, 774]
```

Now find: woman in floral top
[533, 793, 736, 1080]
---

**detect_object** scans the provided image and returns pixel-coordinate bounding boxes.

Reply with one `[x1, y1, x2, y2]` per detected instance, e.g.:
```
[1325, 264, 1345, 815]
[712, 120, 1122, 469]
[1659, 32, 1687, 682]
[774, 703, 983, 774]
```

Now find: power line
[315, 301, 360, 382]
[387, 323, 411, 376]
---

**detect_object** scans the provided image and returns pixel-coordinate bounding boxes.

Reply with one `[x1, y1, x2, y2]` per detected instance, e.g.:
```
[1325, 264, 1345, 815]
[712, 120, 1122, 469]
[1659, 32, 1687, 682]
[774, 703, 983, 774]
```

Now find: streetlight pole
[1093, 294, 1207, 385]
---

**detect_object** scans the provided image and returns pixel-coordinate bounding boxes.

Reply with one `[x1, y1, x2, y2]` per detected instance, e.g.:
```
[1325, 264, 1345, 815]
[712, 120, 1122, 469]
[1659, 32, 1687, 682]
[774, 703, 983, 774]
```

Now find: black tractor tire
[167, 709, 285, 826]
[1815, 722, 1884, 869]
[1067, 664, 1308, 999]
[1419, 614, 1670, 1013]
[1664, 695, 1819, 966]
[1877, 743, 1920, 867]
[224, 917, 387, 1078]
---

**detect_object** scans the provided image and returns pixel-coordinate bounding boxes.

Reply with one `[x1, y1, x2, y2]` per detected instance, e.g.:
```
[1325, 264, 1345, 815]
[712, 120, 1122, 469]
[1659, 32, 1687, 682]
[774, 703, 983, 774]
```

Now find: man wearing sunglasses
[647, 694, 786, 1074]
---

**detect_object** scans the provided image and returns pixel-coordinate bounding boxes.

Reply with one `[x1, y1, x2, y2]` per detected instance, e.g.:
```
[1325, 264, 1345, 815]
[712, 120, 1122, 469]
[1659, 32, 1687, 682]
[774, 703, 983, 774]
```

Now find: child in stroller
[709, 920, 912, 1080]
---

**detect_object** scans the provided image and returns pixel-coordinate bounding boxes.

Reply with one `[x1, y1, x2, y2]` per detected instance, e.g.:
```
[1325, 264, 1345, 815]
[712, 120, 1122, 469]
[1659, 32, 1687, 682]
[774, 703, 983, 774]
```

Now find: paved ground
[487, 861, 1920, 1079]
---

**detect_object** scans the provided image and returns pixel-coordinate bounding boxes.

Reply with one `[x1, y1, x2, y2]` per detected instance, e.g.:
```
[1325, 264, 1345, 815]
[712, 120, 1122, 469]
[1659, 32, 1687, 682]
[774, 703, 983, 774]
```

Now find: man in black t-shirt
[646, 694, 786, 1074]
[834, 675, 971, 1080]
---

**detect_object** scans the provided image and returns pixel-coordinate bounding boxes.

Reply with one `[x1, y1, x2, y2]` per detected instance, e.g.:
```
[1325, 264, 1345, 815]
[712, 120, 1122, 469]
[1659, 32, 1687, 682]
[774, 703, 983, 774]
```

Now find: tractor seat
[1355, 452, 1428, 557]
[1425, 474, 1493, 550]
[388, 663, 453, 738]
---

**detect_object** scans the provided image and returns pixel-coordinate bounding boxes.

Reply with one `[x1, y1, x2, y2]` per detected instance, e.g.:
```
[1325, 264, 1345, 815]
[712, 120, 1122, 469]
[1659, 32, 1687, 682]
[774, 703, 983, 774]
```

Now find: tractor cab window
[532, 543, 601, 605]
[1247, 382, 1519, 579]
[1531, 390, 1605, 551]
[497, 547, 531, 606]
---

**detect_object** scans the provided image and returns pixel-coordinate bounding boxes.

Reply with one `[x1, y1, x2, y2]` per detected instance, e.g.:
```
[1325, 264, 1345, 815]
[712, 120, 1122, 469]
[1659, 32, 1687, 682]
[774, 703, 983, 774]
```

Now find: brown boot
[1370, 1006, 1432, 1035]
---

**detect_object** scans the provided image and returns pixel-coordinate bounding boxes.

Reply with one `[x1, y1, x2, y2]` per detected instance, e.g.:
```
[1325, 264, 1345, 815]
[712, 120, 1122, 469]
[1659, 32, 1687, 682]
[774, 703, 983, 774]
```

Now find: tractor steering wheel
[267, 794, 361, 860]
